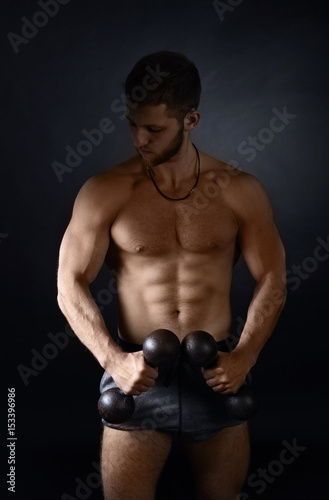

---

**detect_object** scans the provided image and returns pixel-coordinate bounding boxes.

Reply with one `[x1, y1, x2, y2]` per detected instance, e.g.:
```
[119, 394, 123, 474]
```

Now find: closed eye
[126, 117, 163, 133]
[147, 127, 162, 133]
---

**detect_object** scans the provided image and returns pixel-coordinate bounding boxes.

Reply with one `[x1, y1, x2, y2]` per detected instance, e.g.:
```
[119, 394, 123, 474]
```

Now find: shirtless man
[57, 51, 286, 500]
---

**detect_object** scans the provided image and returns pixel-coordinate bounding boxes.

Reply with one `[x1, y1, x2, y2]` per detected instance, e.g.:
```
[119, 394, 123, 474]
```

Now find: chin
[140, 154, 161, 168]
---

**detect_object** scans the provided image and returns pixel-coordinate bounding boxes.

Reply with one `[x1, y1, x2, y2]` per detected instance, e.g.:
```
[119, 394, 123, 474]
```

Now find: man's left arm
[204, 174, 287, 394]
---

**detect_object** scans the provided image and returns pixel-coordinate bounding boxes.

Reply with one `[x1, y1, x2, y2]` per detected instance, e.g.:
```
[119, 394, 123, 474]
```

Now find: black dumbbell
[182, 330, 258, 421]
[98, 329, 181, 424]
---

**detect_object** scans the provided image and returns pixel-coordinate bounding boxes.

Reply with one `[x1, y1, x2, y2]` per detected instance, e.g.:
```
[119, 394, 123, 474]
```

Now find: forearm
[57, 278, 120, 372]
[235, 275, 287, 368]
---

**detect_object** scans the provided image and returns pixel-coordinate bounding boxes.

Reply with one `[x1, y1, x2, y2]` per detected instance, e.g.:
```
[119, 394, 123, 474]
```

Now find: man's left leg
[183, 422, 250, 500]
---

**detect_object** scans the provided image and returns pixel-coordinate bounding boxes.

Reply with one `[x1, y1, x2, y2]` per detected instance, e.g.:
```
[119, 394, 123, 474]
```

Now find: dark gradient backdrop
[2, 1, 329, 499]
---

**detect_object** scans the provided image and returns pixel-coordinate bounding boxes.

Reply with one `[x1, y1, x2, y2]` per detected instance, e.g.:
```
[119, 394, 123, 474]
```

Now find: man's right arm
[57, 175, 157, 395]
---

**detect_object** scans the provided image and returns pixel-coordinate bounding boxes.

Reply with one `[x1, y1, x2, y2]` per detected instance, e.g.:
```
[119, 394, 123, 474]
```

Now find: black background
[2, 0, 329, 498]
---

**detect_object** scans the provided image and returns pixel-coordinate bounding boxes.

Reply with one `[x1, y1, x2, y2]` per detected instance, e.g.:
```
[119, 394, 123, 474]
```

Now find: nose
[133, 128, 150, 148]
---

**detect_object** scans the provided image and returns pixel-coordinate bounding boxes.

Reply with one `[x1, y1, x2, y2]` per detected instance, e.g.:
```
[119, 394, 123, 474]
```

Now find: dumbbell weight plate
[224, 385, 259, 420]
[98, 388, 135, 424]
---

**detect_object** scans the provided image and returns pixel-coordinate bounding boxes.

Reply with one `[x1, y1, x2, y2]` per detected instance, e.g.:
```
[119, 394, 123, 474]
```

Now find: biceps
[58, 222, 110, 285]
[238, 222, 285, 282]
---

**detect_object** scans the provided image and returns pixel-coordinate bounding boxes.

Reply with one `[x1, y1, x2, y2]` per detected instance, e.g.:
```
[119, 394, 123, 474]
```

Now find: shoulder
[76, 155, 142, 203]
[199, 151, 243, 186]
[200, 151, 273, 217]
[73, 155, 142, 223]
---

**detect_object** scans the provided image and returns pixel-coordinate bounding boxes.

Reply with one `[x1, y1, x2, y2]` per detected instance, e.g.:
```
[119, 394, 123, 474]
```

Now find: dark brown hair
[124, 51, 201, 121]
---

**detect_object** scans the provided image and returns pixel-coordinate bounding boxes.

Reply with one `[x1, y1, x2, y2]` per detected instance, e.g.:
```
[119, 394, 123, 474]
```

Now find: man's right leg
[101, 426, 173, 500]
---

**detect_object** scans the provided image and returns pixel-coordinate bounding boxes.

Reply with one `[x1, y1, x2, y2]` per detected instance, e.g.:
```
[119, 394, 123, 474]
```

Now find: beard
[137, 123, 185, 168]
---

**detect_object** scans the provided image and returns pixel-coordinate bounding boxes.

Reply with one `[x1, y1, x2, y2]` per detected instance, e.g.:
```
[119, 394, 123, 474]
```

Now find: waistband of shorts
[117, 337, 143, 352]
[116, 336, 237, 353]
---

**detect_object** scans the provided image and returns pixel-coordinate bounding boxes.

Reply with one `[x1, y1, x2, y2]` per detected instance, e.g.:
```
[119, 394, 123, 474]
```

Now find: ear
[184, 108, 201, 131]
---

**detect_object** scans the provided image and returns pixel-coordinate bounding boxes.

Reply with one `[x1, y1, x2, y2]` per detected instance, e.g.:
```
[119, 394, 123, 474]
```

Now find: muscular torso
[104, 153, 241, 344]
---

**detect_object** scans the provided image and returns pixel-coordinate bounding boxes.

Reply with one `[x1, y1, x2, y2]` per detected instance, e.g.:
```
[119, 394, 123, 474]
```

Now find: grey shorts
[99, 337, 245, 443]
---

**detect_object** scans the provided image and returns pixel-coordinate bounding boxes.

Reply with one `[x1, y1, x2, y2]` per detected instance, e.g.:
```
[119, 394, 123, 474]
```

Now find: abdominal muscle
[113, 250, 234, 344]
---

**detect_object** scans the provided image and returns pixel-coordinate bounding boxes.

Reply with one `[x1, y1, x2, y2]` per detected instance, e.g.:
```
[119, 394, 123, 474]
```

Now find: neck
[147, 142, 200, 202]
[150, 138, 197, 189]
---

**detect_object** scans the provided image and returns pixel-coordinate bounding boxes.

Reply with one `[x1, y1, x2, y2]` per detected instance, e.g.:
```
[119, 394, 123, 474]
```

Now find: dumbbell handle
[98, 348, 154, 425]
[98, 329, 180, 424]
[182, 330, 258, 420]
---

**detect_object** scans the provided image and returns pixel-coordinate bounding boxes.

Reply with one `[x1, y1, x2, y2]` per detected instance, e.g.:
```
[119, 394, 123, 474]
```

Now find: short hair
[124, 51, 201, 121]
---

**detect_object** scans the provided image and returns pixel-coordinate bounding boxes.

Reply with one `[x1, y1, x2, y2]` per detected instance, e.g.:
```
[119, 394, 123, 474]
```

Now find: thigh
[101, 426, 173, 500]
[184, 422, 250, 500]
